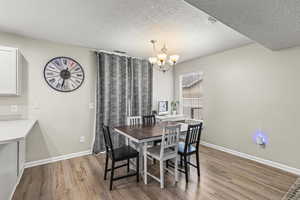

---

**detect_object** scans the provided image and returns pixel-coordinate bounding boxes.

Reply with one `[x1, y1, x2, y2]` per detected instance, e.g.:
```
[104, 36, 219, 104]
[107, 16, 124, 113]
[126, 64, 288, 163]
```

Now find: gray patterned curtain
[93, 52, 152, 153]
[129, 58, 153, 116]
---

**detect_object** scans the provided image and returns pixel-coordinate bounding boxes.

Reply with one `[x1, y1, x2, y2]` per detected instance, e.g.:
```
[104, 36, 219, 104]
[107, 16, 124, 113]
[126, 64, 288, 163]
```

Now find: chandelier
[148, 40, 179, 72]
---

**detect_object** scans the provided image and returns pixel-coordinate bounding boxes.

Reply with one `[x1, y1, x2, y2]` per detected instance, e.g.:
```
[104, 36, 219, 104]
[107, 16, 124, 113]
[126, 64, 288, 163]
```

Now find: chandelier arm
[151, 63, 172, 73]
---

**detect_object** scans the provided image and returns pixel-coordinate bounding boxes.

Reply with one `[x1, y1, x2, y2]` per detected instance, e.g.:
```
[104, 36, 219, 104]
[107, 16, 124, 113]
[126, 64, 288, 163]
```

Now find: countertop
[0, 119, 37, 144]
[156, 114, 186, 120]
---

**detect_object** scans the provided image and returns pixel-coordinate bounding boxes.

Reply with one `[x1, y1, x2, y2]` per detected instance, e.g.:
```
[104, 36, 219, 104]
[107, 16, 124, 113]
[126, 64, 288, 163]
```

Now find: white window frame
[179, 71, 204, 117]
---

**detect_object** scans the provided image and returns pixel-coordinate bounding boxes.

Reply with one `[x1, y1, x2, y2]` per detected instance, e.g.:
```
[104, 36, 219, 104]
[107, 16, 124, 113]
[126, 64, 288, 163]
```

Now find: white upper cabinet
[0, 46, 21, 96]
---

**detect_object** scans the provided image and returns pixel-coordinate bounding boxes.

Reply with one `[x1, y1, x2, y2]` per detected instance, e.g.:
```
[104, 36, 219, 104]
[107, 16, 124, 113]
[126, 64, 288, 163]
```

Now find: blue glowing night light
[253, 130, 268, 145]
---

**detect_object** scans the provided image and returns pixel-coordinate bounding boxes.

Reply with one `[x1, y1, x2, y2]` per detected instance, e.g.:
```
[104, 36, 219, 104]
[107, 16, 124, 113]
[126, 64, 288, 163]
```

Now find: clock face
[44, 57, 84, 92]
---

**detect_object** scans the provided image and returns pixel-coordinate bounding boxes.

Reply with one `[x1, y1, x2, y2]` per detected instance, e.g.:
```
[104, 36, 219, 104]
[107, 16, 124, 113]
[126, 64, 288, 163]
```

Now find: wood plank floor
[13, 145, 298, 200]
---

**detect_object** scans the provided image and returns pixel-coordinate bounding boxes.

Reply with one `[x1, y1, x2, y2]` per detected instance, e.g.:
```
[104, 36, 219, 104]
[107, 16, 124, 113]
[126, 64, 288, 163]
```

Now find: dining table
[113, 121, 189, 183]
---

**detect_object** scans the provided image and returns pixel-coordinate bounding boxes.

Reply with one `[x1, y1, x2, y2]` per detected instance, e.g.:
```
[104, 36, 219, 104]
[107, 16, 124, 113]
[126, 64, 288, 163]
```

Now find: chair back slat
[184, 123, 203, 153]
[142, 115, 156, 125]
[103, 125, 114, 158]
[160, 125, 181, 158]
[127, 116, 142, 126]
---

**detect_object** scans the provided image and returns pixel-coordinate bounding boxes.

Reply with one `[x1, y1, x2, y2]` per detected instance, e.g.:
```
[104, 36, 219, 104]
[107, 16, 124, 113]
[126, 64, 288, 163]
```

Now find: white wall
[0, 32, 169, 162]
[0, 32, 97, 162]
[152, 67, 174, 113]
[175, 44, 300, 169]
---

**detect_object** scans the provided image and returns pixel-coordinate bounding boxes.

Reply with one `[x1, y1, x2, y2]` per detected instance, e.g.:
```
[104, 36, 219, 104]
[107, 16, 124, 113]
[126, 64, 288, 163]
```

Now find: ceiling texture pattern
[0, 0, 251, 62]
[185, 0, 300, 50]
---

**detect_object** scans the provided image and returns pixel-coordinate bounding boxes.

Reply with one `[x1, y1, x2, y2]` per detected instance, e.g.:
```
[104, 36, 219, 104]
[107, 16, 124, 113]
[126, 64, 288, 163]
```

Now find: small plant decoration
[170, 100, 179, 114]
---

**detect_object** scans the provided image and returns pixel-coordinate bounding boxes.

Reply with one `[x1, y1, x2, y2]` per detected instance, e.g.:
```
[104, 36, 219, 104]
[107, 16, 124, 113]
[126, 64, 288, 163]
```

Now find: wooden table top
[114, 121, 185, 143]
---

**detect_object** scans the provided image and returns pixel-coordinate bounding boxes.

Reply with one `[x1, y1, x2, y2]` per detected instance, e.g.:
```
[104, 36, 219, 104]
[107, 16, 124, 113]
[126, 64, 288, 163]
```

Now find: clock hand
[61, 67, 68, 88]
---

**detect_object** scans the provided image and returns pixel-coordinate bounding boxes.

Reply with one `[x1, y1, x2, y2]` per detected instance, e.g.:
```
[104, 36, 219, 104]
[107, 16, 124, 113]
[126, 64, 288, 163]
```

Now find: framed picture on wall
[158, 100, 168, 115]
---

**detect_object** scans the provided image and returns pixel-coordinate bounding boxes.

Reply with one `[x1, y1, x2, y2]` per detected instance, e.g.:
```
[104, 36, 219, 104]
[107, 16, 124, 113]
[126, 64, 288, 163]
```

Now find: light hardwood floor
[13, 145, 298, 200]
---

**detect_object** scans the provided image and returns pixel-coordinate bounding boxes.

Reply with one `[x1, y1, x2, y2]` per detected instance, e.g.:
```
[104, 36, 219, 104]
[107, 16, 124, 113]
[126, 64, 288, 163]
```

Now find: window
[179, 72, 204, 120]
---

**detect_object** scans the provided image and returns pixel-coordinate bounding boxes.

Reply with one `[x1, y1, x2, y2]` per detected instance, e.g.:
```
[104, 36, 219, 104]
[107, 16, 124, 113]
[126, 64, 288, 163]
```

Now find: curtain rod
[90, 48, 144, 60]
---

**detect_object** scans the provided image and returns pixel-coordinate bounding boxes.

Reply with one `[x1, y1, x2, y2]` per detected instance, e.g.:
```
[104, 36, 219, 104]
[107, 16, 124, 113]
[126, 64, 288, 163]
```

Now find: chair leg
[184, 155, 189, 183]
[144, 152, 147, 184]
[196, 152, 200, 177]
[174, 156, 178, 183]
[136, 156, 139, 182]
[166, 160, 169, 168]
[127, 158, 130, 172]
[110, 160, 115, 190]
[104, 154, 109, 180]
[180, 155, 183, 167]
[160, 161, 164, 189]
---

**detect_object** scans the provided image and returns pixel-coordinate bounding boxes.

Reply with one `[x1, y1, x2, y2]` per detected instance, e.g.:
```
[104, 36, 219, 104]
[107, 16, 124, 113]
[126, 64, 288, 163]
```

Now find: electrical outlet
[32, 102, 40, 110]
[89, 102, 94, 109]
[79, 136, 85, 143]
[10, 105, 18, 113]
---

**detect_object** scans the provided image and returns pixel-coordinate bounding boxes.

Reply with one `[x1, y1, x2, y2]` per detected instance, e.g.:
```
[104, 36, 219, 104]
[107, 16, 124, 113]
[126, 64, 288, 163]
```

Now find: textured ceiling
[0, 0, 251, 62]
[185, 0, 300, 50]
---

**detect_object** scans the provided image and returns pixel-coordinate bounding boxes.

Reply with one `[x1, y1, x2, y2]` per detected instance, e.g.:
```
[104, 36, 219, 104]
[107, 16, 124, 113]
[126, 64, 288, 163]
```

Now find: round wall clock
[43, 57, 84, 92]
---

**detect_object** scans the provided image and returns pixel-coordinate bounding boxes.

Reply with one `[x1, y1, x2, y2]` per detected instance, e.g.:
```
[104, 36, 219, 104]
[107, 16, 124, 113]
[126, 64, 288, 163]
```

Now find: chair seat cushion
[112, 145, 139, 161]
[178, 142, 196, 154]
[146, 145, 176, 159]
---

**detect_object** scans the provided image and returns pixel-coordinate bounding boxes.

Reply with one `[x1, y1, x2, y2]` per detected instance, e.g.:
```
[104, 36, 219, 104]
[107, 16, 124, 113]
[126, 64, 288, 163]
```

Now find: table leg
[128, 142, 145, 176]
[139, 143, 144, 173]
[143, 143, 148, 184]
[122, 138, 148, 183]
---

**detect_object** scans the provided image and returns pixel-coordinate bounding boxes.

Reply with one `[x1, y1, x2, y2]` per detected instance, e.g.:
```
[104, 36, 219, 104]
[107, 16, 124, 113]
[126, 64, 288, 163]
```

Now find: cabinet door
[0, 47, 18, 95]
[0, 143, 18, 200]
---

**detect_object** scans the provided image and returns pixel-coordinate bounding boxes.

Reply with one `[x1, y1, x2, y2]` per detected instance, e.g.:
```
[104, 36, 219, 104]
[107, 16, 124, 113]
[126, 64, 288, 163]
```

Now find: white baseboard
[200, 141, 300, 176]
[25, 150, 92, 168]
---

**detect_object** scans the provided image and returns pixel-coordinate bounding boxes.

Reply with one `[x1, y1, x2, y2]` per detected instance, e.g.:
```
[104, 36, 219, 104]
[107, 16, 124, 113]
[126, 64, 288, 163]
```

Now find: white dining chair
[144, 124, 180, 189]
[126, 116, 142, 148]
[125, 116, 143, 170]
[127, 116, 142, 126]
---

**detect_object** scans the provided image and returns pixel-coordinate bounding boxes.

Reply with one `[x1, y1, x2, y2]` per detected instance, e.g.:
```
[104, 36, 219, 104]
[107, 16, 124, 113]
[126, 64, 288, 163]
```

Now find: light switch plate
[10, 105, 18, 113]
[32, 102, 40, 110]
[80, 136, 85, 143]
